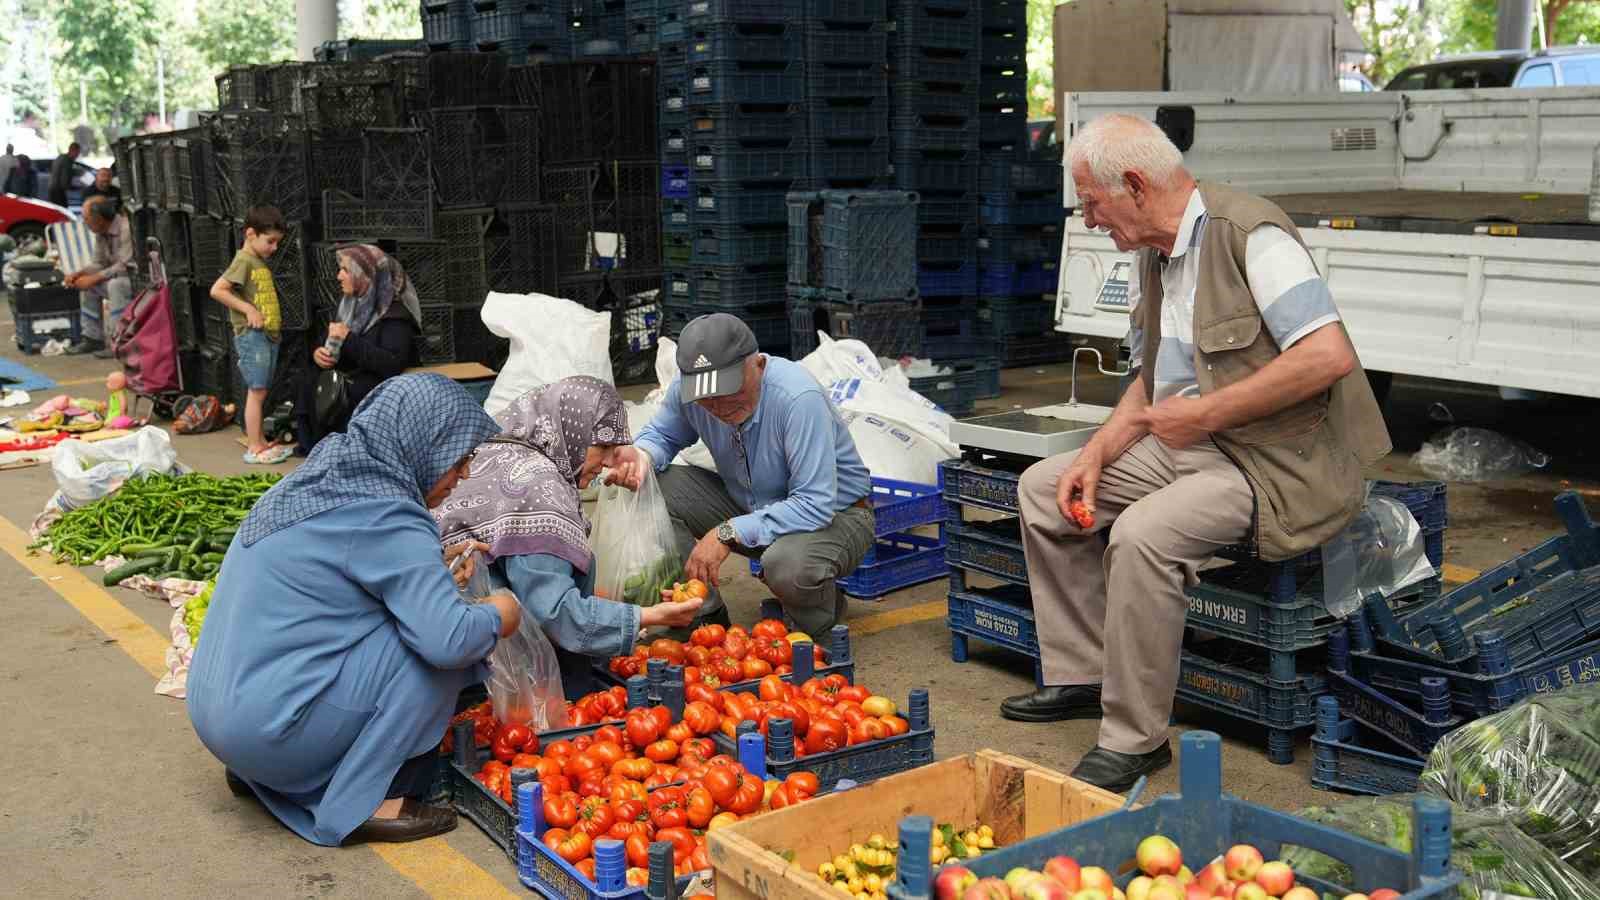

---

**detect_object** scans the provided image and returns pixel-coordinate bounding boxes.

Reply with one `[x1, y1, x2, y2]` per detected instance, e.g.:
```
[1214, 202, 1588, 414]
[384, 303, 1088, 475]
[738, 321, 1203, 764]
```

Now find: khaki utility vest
[1136, 182, 1392, 560]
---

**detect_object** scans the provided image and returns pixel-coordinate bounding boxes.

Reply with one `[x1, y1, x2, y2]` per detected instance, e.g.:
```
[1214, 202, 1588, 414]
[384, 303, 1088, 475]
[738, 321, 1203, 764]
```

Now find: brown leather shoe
[341, 798, 457, 846]
[225, 769, 253, 798]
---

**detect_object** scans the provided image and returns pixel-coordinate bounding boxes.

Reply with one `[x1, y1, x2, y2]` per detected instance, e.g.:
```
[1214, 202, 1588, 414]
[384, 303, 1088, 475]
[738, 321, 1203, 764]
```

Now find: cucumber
[104, 557, 164, 586]
[200, 552, 226, 564]
[187, 534, 207, 556]
[135, 544, 178, 559]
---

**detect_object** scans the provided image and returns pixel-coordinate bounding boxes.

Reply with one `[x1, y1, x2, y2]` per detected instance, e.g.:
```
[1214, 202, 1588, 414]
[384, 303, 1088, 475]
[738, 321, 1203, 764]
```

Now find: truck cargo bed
[1271, 191, 1598, 240]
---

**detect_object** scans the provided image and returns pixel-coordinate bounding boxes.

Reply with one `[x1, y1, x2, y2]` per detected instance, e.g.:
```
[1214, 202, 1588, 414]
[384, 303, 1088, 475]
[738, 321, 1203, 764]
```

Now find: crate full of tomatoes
[602, 617, 856, 694]
[440, 684, 636, 755]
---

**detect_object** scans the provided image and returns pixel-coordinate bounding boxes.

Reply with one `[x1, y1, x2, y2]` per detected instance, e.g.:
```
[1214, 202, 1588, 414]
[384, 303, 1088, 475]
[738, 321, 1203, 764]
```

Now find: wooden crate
[708, 750, 1126, 900]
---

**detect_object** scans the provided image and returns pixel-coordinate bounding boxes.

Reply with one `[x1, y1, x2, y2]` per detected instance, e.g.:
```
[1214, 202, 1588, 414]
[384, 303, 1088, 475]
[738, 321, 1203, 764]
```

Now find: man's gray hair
[1066, 113, 1185, 194]
[85, 197, 116, 222]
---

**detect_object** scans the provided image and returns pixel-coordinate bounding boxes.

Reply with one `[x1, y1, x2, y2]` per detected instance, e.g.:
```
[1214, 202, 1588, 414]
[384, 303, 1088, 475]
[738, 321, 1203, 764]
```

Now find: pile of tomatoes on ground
[609, 618, 828, 685]
[469, 705, 820, 880]
[441, 686, 631, 754]
[691, 671, 912, 754]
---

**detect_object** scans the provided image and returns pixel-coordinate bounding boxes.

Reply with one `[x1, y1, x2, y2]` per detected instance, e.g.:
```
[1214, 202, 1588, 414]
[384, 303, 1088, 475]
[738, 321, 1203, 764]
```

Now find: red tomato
[683, 701, 722, 735]
[556, 829, 592, 863]
[665, 721, 695, 744]
[740, 657, 774, 680]
[757, 674, 789, 702]
[654, 826, 696, 864]
[499, 723, 533, 752]
[714, 656, 744, 684]
[804, 719, 847, 754]
[702, 765, 763, 815]
[756, 637, 793, 667]
[543, 793, 579, 828]
[544, 740, 576, 761]
[685, 645, 712, 668]
[647, 786, 688, 829]
[575, 858, 597, 880]
[685, 684, 724, 711]
[594, 725, 625, 746]
[644, 739, 679, 763]
[685, 785, 716, 828]
[648, 706, 673, 734]
[624, 709, 661, 747]
[722, 631, 752, 661]
[836, 685, 870, 704]
[647, 638, 686, 664]
[751, 619, 788, 641]
[690, 623, 726, 648]
[612, 757, 654, 781]
[573, 796, 614, 838]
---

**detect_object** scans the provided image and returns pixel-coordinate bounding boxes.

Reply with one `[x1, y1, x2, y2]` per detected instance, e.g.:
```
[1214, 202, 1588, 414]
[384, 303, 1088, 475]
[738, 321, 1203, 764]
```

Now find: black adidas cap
[677, 313, 758, 403]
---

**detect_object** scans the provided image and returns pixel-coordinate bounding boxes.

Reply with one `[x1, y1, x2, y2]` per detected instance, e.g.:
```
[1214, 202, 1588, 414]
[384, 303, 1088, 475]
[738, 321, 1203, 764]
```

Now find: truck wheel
[1367, 371, 1393, 407]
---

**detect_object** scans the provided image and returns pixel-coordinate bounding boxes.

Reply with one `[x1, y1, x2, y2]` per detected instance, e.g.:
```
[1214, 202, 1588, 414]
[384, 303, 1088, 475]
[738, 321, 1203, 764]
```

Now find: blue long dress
[186, 500, 502, 846]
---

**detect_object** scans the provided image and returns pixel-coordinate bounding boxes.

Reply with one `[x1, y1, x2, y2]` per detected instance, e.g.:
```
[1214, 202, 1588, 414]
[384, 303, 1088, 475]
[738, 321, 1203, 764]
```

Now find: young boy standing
[210, 205, 292, 465]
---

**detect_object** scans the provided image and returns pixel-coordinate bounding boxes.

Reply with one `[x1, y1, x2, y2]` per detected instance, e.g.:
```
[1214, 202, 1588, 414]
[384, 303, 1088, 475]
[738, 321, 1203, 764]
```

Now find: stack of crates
[786, 190, 921, 359]
[888, 0, 981, 359]
[805, 0, 891, 189]
[941, 449, 1451, 767]
[659, 0, 808, 356]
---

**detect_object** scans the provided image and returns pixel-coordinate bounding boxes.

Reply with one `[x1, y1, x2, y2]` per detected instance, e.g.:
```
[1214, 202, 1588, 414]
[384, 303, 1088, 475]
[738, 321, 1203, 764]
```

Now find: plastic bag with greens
[1282, 795, 1600, 900]
[590, 465, 682, 608]
[1420, 685, 1600, 879]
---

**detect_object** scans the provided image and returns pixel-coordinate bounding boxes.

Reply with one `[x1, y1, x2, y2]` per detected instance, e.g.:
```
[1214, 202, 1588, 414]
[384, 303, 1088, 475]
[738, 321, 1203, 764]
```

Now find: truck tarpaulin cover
[1167, 14, 1335, 92]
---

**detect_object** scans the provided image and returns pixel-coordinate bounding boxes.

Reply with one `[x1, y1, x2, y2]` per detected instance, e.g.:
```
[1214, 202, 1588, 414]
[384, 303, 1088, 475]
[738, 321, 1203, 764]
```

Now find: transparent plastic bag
[1420, 685, 1600, 879]
[590, 465, 681, 607]
[458, 548, 569, 732]
[1413, 426, 1550, 483]
[1320, 490, 1437, 619]
[1282, 794, 1600, 900]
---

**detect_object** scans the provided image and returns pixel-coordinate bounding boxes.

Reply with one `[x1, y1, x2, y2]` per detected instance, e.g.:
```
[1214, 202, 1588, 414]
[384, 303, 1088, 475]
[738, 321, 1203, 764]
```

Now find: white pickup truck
[1052, 88, 1600, 400]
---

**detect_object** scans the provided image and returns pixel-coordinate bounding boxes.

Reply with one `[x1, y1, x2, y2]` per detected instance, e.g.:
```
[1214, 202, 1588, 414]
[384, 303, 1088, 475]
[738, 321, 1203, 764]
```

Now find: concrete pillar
[1495, 0, 1535, 50]
[295, 0, 339, 61]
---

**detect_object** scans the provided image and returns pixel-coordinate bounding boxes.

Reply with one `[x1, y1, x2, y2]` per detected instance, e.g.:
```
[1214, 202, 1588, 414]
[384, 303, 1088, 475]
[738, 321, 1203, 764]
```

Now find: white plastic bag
[481, 291, 614, 417]
[1320, 493, 1437, 619]
[1413, 426, 1550, 483]
[457, 549, 569, 731]
[826, 378, 958, 456]
[839, 410, 956, 485]
[50, 426, 180, 511]
[590, 466, 682, 606]
[799, 333, 887, 385]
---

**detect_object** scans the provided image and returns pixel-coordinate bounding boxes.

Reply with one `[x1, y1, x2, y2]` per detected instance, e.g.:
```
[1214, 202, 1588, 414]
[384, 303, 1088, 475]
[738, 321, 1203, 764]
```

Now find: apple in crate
[1233, 884, 1270, 900]
[1282, 888, 1319, 900]
[1194, 861, 1228, 893]
[934, 866, 977, 900]
[1043, 856, 1083, 891]
[1254, 860, 1295, 895]
[1137, 835, 1183, 877]
[1144, 880, 1183, 900]
[961, 877, 1011, 900]
[1225, 844, 1265, 882]
[1368, 891, 1401, 900]
[1079, 866, 1115, 893]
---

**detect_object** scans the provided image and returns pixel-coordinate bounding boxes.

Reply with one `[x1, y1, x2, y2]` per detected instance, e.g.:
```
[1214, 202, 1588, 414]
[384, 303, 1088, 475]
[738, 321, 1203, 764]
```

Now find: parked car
[1385, 46, 1600, 90]
[18, 157, 96, 211]
[1027, 119, 1060, 159]
[0, 193, 72, 245]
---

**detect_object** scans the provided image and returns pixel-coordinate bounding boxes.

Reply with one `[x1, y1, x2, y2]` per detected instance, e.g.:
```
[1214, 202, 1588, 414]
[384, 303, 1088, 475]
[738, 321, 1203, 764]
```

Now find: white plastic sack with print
[481, 291, 614, 417]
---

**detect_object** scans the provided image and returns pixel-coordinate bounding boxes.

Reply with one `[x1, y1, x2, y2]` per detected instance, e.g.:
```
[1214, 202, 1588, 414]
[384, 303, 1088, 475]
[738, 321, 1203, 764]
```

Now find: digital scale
[947, 347, 1124, 460]
[1094, 260, 1134, 313]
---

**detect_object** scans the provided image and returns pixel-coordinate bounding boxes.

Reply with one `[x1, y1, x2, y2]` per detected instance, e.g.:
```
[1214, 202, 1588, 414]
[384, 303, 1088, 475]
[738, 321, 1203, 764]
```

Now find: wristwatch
[716, 521, 739, 547]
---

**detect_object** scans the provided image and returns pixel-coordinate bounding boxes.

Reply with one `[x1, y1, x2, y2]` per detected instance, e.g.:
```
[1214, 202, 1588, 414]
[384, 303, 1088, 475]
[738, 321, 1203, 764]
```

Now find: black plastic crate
[804, 20, 887, 66]
[594, 160, 662, 271]
[189, 215, 233, 281]
[978, 296, 1055, 337]
[361, 128, 430, 204]
[804, 95, 889, 143]
[416, 301, 456, 363]
[692, 222, 789, 267]
[811, 0, 887, 22]
[977, 225, 1060, 266]
[196, 346, 237, 397]
[979, 158, 1059, 192]
[683, 0, 803, 24]
[607, 269, 664, 386]
[393, 240, 448, 303]
[685, 103, 801, 143]
[434, 208, 493, 308]
[977, 108, 1028, 150]
[978, 73, 1026, 108]
[169, 133, 213, 214]
[807, 67, 889, 102]
[315, 38, 424, 62]
[306, 135, 366, 199]
[205, 111, 312, 221]
[889, 81, 976, 120]
[891, 45, 979, 85]
[692, 264, 786, 308]
[537, 60, 659, 164]
[558, 272, 609, 309]
[892, 148, 977, 193]
[260, 62, 309, 113]
[977, 0, 1023, 31]
[996, 332, 1073, 367]
[485, 203, 561, 294]
[425, 52, 512, 108]
[308, 241, 342, 313]
[789, 293, 922, 357]
[688, 59, 804, 105]
[810, 141, 892, 182]
[912, 190, 972, 225]
[215, 66, 265, 110]
[979, 29, 1025, 67]
[169, 278, 198, 350]
[786, 189, 920, 302]
[156, 211, 192, 277]
[423, 2, 474, 50]
[689, 141, 804, 184]
[135, 138, 164, 212]
[889, 2, 977, 51]
[300, 78, 403, 134]
[688, 21, 799, 63]
[452, 306, 509, 370]
[693, 183, 789, 228]
[321, 189, 434, 241]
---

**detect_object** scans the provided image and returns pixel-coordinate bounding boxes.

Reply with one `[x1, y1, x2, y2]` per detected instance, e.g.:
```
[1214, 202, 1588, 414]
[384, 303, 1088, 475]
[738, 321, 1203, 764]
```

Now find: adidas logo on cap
[692, 354, 712, 369]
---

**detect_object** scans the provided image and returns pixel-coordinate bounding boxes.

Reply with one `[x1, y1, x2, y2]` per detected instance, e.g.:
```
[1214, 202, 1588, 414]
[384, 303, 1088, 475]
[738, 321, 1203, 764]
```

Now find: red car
[0, 192, 71, 245]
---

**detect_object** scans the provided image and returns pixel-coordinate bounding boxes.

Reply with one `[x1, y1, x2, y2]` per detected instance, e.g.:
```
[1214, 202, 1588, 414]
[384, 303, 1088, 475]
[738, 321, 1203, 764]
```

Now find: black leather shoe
[65, 339, 105, 356]
[999, 684, 1103, 722]
[1070, 742, 1172, 793]
[224, 769, 253, 798]
[342, 799, 457, 845]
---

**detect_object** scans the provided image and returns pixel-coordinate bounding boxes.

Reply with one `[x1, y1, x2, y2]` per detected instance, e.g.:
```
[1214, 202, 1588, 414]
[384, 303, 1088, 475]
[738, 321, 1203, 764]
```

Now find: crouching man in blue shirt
[610, 313, 876, 635]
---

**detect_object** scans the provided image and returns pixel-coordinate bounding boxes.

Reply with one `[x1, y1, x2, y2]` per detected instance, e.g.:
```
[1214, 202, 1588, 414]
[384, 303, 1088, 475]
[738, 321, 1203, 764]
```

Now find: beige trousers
[1018, 435, 1253, 754]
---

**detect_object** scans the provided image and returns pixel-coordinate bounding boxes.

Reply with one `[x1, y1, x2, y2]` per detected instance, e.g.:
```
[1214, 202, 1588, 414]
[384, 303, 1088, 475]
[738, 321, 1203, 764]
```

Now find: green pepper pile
[620, 553, 684, 607]
[185, 581, 215, 645]
[32, 472, 280, 583]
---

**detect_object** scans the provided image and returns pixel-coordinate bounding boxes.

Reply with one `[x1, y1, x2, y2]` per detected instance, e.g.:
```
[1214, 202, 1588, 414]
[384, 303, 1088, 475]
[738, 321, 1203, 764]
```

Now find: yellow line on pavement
[0, 516, 170, 678]
[58, 375, 109, 387]
[371, 842, 521, 899]
[0, 515, 515, 898]
[849, 599, 947, 636]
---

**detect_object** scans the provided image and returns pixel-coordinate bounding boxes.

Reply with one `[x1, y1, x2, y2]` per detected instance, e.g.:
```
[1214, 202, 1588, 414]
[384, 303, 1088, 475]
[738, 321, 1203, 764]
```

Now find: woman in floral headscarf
[435, 377, 704, 695]
[296, 244, 422, 454]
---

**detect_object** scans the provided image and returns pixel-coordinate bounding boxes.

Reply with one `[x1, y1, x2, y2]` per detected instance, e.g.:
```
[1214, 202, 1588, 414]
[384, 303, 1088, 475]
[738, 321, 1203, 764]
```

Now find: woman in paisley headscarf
[187, 374, 521, 846]
[435, 377, 703, 696]
[296, 244, 422, 454]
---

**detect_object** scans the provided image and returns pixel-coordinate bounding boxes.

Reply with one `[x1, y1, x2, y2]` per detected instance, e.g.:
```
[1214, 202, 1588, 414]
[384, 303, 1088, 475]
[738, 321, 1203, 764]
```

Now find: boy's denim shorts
[233, 329, 279, 391]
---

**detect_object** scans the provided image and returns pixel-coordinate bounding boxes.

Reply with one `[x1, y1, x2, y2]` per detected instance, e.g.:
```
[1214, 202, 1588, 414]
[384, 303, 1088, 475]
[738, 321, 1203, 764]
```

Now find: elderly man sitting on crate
[609, 312, 876, 637]
[1005, 114, 1392, 791]
[63, 197, 135, 358]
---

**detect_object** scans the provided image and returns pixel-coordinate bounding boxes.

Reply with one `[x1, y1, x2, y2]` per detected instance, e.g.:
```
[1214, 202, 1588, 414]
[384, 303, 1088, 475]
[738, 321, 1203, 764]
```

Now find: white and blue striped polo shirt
[1127, 190, 1340, 402]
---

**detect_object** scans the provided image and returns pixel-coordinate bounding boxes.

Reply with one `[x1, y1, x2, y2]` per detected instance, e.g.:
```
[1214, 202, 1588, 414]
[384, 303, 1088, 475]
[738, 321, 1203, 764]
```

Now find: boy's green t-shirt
[222, 247, 281, 340]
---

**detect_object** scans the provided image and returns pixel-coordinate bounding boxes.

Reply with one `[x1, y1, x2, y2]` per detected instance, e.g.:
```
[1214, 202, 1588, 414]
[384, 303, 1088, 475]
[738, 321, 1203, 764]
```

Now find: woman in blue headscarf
[187, 373, 521, 847]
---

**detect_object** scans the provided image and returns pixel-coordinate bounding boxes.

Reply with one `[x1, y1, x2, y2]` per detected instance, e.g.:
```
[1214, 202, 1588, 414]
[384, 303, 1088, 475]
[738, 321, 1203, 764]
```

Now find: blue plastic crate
[663, 231, 692, 268]
[692, 223, 789, 266]
[917, 295, 972, 331]
[690, 264, 786, 307]
[977, 224, 1060, 266]
[687, 20, 800, 63]
[917, 222, 976, 262]
[663, 270, 693, 305]
[627, 13, 659, 54]
[689, 59, 805, 105]
[684, 0, 803, 23]
[839, 531, 950, 599]
[865, 477, 945, 533]
[805, 20, 887, 66]
[888, 3, 976, 51]
[890, 82, 978, 121]
[921, 320, 995, 359]
[978, 108, 1028, 149]
[940, 456, 1023, 514]
[978, 260, 1059, 297]
[789, 296, 923, 358]
[662, 198, 693, 231]
[979, 158, 1059, 192]
[909, 362, 979, 415]
[947, 580, 1043, 685]
[945, 517, 1027, 586]
[713, 689, 935, 790]
[1310, 695, 1426, 796]
[515, 784, 700, 899]
[810, 141, 892, 182]
[978, 191, 1064, 226]
[807, 67, 890, 101]
[978, 296, 1055, 337]
[970, 356, 1000, 398]
[1177, 638, 1328, 763]
[889, 732, 1463, 900]
[807, 96, 891, 142]
[686, 102, 801, 143]
[908, 190, 972, 225]
[661, 164, 691, 199]
[1323, 664, 1465, 759]
[891, 45, 980, 85]
[815, 0, 888, 22]
[892, 149, 978, 193]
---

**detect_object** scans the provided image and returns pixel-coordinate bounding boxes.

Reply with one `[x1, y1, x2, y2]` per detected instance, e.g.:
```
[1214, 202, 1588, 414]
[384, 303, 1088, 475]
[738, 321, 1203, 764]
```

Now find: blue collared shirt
[633, 356, 872, 548]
